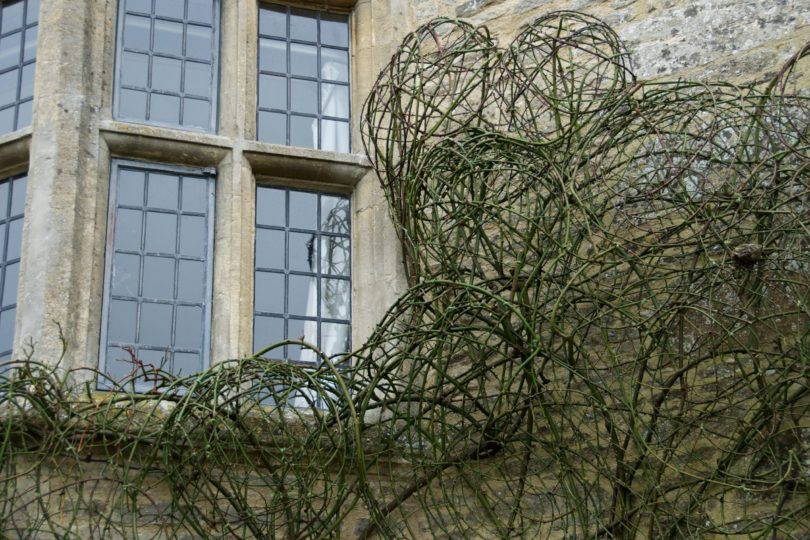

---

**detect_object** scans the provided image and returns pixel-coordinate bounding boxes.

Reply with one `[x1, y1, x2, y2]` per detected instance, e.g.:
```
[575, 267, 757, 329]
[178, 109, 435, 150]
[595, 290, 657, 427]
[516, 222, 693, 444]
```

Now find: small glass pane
[290, 115, 316, 148]
[257, 111, 286, 145]
[0, 308, 15, 353]
[321, 48, 349, 82]
[321, 196, 349, 233]
[114, 208, 143, 251]
[149, 92, 180, 124]
[0, 225, 6, 259]
[177, 260, 204, 302]
[119, 89, 148, 120]
[289, 274, 314, 317]
[9, 176, 24, 215]
[125, 0, 150, 12]
[0, 183, 8, 218]
[322, 84, 348, 118]
[322, 278, 350, 319]
[182, 97, 210, 129]
[153, 19, 183, 56]
[253, 316, 283, 355]
[5, 219, 21, 260]
[184, 61, 211, 98]
[289, 191, 317, 230]
[320, 236, 350, 276]
[139, 302, 173, 347]
[26, 0, 39, 24]
[2, 262, 19, 305]
[322, 322, 350, 357]
[123, 14, 151, 50]
[105, 346, 134, 381]
[118, 169, 146, 206]
[111, 253, 140, 296]
[147, 173, 179, 210]
[23, 26, 36, 61]
[121, 51, 149, 88]
[290, 232, 316, 273]
[1, 1, 24, 34]
[0, 70, 18, 107]
[256, 187, 285, 227]
[291, 79, 317, 115]
[321, 14, 348, 48]
[155, 0, 184, 19]
[137, 348, 169, 370]
[15, 99, 30, 128]
[259, 5, 286, 38]
[288, 318, 316, 362]
[290, 43, 317, 77]
[289, 9, 316, 42]
[175, 305, 202, 348]
[259, 38, 286, 73]
[186, 24, 212, 61]
[19, 63, 33, 100]
[0, 32, 21, 71]
[173, 352, 200, 375]
[179, 215, 205, 257]
[255, 229, 284, 269]
[144, 212, 177, 253]
[142, 255, 175, 299]
[182, 177, 207, 213]
[259, 74, 286, 110]
[188, 0, 213, 25]
[254, 271, 284, 313]
[0, 107, 13, 134]
[108, 299, 137, 342]
[321, 120, 349, 153]
[152, 56, 182, 93]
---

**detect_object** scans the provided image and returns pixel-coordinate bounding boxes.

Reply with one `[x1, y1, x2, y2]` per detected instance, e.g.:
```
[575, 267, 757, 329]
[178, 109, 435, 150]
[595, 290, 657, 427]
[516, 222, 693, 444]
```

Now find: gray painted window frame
[0, 0, 38, 135]
[98, 159, 216, 390]
[112, 0, 221, 133]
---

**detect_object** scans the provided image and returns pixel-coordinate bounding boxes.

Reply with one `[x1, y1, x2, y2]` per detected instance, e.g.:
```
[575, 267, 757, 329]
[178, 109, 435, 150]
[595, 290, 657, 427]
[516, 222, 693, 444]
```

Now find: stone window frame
[98, 158, 216, 389]
[112, 0, 221, 133]
[0, 0, 38, 136]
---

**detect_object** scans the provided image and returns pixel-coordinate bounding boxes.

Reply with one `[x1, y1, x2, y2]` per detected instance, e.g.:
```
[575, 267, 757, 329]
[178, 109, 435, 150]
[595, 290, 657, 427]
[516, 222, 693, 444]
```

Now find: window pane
[188, 0, 213, 25]
[0, 70, 19, 107]
[0, 32, 22, 70]
[259, 74, 286, 110]
[321, 14, 348, 48]
[15, 99, 30, 127]
[173, 352, 200, 376]
[182, 97, 210, 129]
[123, 14, 151, 50]
[259, 4, 286, 38]
[111, 253, 140, 296]
[289, 191, 317, 230]
[119, 88, 148, 120]
[256, 187, 285, 227]
[290, 232, 316, 273]
[149, 92, 181, 124]
[289, 9, 316, 42]
[18, 63, 33, 100]
[175, 305, 202, 348]
[117, 169, 146, 206]
[0, 183, 8, 219]
[125, 0, 150, 14]
[322, 84, 349, 118]
[0, 108, 13, 134]
[114, 208, 143, 251]
[322, 278, 350, 319]
[151, 56, 182, 93]
[289, 274, 313, 317]
[155, 0, 184, 19]
[321, 236, 350, 276]
[179, 215, 205, 257]
[320, 120, 349, 153]
[321, 48, 349, 82]
[291, 79, 317, 115]
[109, 300, 137, 342]
[144, 211, 177, 253]
[184, 61, 211, 97]
[139, 302, 172, 347]
[0, 308, 15, 354]
[23, 25, 36, 61]
[186, 24, 212, 60]
[253, 315, 283, 354]
[2, 262, 19, 305]
[322, 322, 350, 357]
[255, 228, 284, 269]
[254, 271, 284, 313]
[290, 115, 316, 148]
[26, 0, 38, 24]
[181, 177, 207, 213]
[321, 196, 349, 234]
[120, 51, 149, 88]
[1, 1, 24, 34]
[290, 43, 317, 77]
[257, 111, 286, 145]
[142, 255, 175, 299]
[177, 260, 204, 302]
[259, 38, 286, 73]
[153, 19, 183, 56]
[147, 173, 179, 209]
[5, 219, 21, 260]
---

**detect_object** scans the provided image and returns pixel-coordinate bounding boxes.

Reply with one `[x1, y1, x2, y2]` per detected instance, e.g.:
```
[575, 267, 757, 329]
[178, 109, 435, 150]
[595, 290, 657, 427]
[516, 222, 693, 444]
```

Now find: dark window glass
[253, 186, 351, 369]
[0, 174, 25, 362]
[114, 0, 219, 132]
[257, 4, 350, 151]
[100, 162, 214, 390]
[0, 0, 37, 136]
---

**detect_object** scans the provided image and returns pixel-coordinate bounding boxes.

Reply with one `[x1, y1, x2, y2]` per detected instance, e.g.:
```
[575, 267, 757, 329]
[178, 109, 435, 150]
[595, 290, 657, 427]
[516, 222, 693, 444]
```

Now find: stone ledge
[0, 128, 32, 178]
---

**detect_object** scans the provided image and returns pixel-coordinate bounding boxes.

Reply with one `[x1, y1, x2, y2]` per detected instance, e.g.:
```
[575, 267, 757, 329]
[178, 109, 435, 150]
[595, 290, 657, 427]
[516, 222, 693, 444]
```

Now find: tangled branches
[1, 11, 809, 539]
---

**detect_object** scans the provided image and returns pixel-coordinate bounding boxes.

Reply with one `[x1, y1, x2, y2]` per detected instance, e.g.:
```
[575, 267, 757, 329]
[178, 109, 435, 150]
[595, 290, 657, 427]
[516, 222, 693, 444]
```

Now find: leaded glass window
[0, 0, 38, 135]
[0, 173, 25, 362]
[100, 161, 214, 389]
[114, 0, 219, 131]
[257, 4, 350, 152]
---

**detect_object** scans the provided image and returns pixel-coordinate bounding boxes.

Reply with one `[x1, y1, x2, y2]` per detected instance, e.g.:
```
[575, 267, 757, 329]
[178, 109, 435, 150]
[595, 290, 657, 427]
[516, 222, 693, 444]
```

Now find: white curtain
[312, 61, 348, 153]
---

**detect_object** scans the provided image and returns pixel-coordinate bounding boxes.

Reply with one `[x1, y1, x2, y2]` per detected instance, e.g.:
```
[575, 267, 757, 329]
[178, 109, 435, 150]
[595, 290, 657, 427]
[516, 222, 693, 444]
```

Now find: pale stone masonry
[0, 0, 807, 377]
